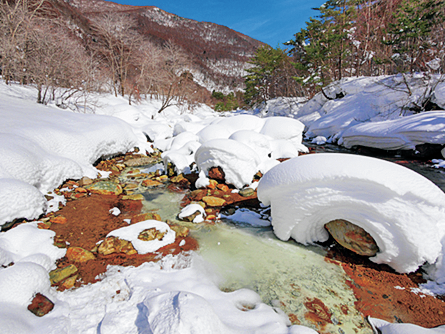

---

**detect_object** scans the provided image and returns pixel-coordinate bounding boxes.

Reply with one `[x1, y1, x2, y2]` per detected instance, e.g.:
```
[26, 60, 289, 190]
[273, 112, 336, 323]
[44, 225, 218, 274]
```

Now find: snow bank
[298, 75, 445, 154]
[107, 220, 176, 254]
[340, 111, 445, 151]
[257, 153, 445, 273]
[0, 82, 138, 226]
[368, 316, 445, 333]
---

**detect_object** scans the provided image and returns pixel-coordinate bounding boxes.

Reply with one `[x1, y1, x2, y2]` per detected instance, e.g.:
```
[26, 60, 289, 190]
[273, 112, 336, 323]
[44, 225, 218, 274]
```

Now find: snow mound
[107, 220, 176, 254]
[195, 139, 262, 189]
[257, 153, 445, 273]
[0, 85, 138, 226]
[0, 222, 65, 270]
[179, 204, 206, 223]
[340, 111, 445, 151]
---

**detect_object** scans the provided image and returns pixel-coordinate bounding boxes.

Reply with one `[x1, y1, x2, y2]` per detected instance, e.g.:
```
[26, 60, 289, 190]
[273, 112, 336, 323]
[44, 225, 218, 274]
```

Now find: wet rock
[325, 219, 379, 256]
[122, 194, 145, 201]
[66, 247, 96, 263]
[202, 196, 226, 207]
[50, 264, 78, 284]
[208, 167, 225, 182]
[85, 181, 122, 196]
[207, 179, 218, 189]
[169, 225, 190, 238]
[28, 293, 54, 317]
[138, 228, 166, 241]
[166, 162, 176, 177]
[170, 174, 185, 183]
[179, 210, 202, 222]
[217, 184, 230, 192]
[239, 188, 255, 197]
[75, 187, 88, 193]
[132, 212, 162, 223]
[98, 237, 137, 256]
[141, 179, 163, 188]
[49, 215, 67, 225]
[124, 157, 158, 167]
[37, 221, 52, 230]
[78, 177, 93, 187]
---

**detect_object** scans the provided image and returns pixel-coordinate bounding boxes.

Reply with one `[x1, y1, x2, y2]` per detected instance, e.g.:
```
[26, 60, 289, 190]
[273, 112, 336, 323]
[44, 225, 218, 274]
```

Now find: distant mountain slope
[62, 0, 265, 92]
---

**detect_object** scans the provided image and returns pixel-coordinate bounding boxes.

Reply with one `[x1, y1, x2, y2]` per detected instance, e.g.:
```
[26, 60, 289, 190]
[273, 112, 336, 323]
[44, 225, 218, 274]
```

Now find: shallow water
[120, 166, 372, 333]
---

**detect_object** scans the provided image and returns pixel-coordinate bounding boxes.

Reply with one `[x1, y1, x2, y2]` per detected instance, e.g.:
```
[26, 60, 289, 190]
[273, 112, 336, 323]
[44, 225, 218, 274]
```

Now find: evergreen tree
[244, 46, 299, 106]
[384, 0, 444, 73]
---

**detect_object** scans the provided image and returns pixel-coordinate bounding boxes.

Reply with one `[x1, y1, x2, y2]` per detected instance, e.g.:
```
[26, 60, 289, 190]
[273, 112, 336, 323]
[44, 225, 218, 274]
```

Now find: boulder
[325, 219, 379, 256]
[138, 228, 166, 241]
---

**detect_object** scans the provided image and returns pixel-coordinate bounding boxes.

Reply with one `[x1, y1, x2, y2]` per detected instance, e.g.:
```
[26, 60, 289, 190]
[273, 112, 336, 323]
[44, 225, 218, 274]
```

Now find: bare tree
[0, 0, 44, 84]
[90, 12, 142, 97]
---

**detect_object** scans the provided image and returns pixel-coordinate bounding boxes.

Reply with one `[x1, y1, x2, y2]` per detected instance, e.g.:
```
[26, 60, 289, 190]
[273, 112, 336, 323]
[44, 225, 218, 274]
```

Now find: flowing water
[119, 147, 445, 333]
[120, 164, 373, 333]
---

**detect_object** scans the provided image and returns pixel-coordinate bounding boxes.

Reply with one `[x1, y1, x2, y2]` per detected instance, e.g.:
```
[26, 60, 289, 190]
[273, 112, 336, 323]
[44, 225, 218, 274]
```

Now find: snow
[195, 139, 262, 189]
[2, 75, 445, 332]
[0, 83, 137, 226]
[257, 153, 445, 274]
[0, 222, 65, 270]
[340, 111, 445, 151]
[107, 220, 176, 254]
[179, 204, 206, 223]
[368, 316, 445, 333]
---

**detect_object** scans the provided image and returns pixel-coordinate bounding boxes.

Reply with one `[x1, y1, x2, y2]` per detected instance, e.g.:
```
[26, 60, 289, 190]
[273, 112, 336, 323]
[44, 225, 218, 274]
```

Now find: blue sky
[111, 0, 327, 47]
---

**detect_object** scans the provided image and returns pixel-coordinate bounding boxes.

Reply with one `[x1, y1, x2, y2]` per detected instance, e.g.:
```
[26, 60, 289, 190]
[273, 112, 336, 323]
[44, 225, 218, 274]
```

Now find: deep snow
[1, 75, 445, 333]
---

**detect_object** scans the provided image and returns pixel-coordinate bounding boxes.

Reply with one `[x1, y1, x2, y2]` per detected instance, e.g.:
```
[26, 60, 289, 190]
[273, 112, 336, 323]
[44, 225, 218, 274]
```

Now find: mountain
[53, 0, 265, 93]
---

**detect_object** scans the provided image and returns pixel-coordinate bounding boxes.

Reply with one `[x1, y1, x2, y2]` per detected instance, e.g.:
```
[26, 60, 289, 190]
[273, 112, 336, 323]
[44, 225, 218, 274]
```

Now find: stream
[118, 144, 445, 333]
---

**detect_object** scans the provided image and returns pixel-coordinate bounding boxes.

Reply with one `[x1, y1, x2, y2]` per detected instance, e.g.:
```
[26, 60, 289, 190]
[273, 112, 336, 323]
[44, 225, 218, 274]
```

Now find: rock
[166, 163, 176, 177]
[122, 194, 145, 201]
[132, 212, 162, 223]
[85, 181, 122, 196]
[124, 183, 139, 190]
[170, 174, 185, 183]
[141, 179, 163, 188]
[37, 221, 52, 229]
[60, 275, 78, 290]
[170, 225, 189, 238]
[239, 188, 255, 197]
[138, 228, 166, 241]
[28, 293, 54, 317]
[207, 179, 218, 189]
[75, 187, 88, 193]
[78, 177, 93, 187]
[50, 264, 78, 284]
[217, 184, 230, 192]
[202, 196, 226, 207]
[66, 247, 96, 263]
[179, 210, 202, 222]
[98, 237, 137, 256]
[325, 219, 379, 256]
[208, 167, 225, 182]
[49, 215, 67, 225]
[124, 157, 158, 167]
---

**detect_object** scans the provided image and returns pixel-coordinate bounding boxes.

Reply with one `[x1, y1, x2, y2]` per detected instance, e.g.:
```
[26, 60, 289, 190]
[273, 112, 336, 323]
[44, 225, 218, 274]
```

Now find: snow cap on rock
[258, 153, 445, 273]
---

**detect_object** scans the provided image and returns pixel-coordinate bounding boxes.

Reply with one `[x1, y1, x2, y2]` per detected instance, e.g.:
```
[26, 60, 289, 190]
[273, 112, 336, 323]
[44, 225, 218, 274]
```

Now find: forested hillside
[245, 0, 445, 106]
[0, 0, 263, 111]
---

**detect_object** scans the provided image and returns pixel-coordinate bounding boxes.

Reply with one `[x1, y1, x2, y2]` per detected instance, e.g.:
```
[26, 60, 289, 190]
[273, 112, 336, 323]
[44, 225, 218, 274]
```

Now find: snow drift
[257, 153, 445, 273]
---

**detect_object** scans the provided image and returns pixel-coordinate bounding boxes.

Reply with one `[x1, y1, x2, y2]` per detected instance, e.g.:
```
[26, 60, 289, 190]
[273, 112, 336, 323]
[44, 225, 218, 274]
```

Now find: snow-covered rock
[257, 153, 445, 273]
[340, 111, 445, 151]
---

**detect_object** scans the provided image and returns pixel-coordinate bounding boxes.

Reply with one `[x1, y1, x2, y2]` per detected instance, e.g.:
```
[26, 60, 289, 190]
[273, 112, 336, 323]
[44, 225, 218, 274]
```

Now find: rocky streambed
[12, 149, 445, 333]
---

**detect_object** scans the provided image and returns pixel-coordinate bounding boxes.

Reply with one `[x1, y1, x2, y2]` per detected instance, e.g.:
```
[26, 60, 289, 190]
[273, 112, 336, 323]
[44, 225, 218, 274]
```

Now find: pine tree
[384, 0, 444, 72]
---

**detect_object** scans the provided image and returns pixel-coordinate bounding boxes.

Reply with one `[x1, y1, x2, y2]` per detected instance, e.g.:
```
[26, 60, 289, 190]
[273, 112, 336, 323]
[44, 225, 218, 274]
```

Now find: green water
[121, 166, 372, 333]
